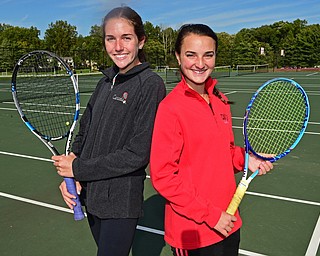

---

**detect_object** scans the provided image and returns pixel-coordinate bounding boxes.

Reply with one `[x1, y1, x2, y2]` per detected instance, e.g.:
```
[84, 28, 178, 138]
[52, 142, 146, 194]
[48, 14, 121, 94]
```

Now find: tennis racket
[11, 50, 85, 221]
[227, 77, 310, 215]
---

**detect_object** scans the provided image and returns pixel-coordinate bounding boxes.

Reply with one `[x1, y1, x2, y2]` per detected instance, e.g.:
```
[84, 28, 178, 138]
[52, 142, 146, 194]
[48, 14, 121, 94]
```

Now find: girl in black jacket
[52, 6, 166, 256]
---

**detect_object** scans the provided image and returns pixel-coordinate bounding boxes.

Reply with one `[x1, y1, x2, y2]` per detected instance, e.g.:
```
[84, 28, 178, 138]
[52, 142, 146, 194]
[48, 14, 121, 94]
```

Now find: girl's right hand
[213, 211, 237, 237]
[59, 181, 82, 209]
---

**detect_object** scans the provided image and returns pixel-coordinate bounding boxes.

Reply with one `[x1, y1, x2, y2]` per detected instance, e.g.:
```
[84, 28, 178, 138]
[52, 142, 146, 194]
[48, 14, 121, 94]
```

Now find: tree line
[0, 18, 319, 72]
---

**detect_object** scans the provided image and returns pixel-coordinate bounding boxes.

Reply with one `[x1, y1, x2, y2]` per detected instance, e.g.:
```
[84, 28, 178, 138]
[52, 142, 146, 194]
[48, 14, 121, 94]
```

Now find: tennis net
[212, 65, 232, 78]
[159, 65, 232, 85]
[236, 64, 269, 76]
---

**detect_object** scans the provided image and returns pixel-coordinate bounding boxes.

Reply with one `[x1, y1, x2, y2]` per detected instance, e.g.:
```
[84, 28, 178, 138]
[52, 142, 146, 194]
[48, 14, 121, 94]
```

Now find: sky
[0, 0, 319, 38]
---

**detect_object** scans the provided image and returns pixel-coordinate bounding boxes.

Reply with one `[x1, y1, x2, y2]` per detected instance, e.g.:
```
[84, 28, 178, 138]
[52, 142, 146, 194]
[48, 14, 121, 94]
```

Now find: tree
[144, 22, 167, 67]
[0, 25, 41, 70]
[44, 20, 78, 57]
[159, 25, 177, 66]
[0, 19, 319, 70]
[232, 29, 261, 65]
[295, 24, 320, 67]
[144, 21, 161, 40]
[216, 32, 234, 66]
[144, 38, 164, 67]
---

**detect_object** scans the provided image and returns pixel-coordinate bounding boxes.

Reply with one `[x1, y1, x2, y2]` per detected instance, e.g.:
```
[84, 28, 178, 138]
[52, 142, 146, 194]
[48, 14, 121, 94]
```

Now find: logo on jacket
[113, 92, 128, 104]
[220, 114, 229, 123]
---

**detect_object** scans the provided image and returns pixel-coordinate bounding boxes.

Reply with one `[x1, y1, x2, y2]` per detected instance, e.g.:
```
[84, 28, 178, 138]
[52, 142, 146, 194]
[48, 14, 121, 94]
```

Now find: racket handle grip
[226, 180, 249, 215]
[64, 177, 85, 221]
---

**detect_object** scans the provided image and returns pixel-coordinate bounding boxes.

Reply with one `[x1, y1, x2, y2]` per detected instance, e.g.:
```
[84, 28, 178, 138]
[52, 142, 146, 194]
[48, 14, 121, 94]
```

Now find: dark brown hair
[102, 6, 147, 62]
[175, 24, 232, 105]
[175, 24, 218, 55]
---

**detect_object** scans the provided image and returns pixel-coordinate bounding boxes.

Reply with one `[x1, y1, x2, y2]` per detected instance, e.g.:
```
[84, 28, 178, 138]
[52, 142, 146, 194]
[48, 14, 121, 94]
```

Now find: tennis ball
[66, 121, 70, 126]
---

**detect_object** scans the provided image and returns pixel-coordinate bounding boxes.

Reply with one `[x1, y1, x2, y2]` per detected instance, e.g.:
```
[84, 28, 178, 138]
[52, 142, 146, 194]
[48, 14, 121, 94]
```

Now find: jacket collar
[101, 62, 150, 83]
[179, 74, 218, 96]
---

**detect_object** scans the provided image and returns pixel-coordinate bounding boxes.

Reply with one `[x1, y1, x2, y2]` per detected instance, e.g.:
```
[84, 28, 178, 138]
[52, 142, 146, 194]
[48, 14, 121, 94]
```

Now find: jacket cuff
[204, 203, 222, 229]
[233, 146, 245, 172]
[72, 158, 81, 181]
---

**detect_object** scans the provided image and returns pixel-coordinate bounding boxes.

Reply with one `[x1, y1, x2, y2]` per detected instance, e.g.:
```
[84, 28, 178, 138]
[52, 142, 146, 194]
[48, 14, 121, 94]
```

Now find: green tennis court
[0, 70, 319, 255]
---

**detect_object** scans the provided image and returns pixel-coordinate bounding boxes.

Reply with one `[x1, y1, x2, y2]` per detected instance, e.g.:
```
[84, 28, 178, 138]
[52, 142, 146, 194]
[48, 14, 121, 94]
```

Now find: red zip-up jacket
[150, 76, 245, 249]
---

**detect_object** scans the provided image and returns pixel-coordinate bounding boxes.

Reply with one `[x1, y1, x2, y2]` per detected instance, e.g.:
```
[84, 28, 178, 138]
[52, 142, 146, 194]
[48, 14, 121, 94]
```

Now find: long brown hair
[102, 6, 147, 62]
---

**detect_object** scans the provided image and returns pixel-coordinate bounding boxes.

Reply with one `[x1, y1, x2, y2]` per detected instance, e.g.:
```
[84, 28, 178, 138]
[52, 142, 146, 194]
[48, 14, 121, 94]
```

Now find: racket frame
[226, 77, 310, 215]
[11, 50, 84, 221]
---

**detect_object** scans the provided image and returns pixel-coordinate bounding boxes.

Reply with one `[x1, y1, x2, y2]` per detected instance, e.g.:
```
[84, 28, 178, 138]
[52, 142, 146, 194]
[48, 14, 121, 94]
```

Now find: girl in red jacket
[150, 24, 273, 256]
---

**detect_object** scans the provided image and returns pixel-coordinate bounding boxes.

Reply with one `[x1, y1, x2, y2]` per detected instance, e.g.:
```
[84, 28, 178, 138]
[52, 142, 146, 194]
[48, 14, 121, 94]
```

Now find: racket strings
[15, 53, 76, 139]
[247, 81, 307, 155]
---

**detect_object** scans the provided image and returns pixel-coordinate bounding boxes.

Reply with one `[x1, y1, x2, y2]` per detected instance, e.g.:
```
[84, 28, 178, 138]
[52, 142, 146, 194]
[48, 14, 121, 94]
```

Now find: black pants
[171, 229, 240, 256]
[87, 213, 138, 256]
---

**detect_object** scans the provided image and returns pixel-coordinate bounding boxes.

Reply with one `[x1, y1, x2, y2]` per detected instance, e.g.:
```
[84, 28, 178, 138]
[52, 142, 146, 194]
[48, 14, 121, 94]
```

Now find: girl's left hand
[52, 152, 77, 177]
[248, 153, 273, 175]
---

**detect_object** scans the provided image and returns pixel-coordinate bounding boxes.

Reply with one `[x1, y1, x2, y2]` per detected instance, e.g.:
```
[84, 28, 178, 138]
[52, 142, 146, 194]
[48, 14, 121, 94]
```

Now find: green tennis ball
[66, 121, 70, 126]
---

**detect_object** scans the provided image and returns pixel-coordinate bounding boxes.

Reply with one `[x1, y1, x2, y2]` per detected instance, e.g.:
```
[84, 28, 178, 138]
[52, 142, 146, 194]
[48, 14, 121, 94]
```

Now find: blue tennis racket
[227, 77, 310, 215]
[11, 50, 85, 221]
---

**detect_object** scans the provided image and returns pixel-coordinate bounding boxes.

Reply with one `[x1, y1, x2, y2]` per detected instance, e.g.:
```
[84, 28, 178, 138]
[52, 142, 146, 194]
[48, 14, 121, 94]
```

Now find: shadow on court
[131, 194, 166, 256]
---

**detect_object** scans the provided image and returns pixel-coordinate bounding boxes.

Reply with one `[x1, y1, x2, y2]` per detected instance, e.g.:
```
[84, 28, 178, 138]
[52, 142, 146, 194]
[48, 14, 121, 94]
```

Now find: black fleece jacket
[72, 62, 166, 218]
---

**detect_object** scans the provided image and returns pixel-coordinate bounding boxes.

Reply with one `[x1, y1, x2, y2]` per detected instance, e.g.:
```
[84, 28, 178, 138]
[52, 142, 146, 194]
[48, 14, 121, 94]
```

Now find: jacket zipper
[110, 72, 119, 91]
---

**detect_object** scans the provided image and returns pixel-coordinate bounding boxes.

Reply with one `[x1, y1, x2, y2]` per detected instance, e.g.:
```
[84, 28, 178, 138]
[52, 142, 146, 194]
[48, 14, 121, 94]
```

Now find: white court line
[232, 117, 320, 125]
[1, 151, 319, 208]
[239, 250, 267, 256]
[0, 107, 84, 116]
[306, 72, 318, 76]
[308, 121, 320, 125]
[224, 91, 237, 95]
[231, 125, 320, 135]
[1, 101, 87, 109]
[305, 214, 320, 256]
[232, 117, 320, 126]
[149, 175, 320, 206]
[2, 106, 319, 134]
[0, 191, 266, 256]
[136, 225, 164, 235]
[1, 151, 319, 255]
[0, 192, 75, 215]
[246, 192, 320, 206]
[0, 151, 54, 162]
[0, 107, 16, 111]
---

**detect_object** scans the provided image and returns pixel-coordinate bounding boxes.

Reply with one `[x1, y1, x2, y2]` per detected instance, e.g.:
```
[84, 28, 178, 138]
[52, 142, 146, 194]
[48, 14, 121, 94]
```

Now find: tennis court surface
[0, 70, 319, 255]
